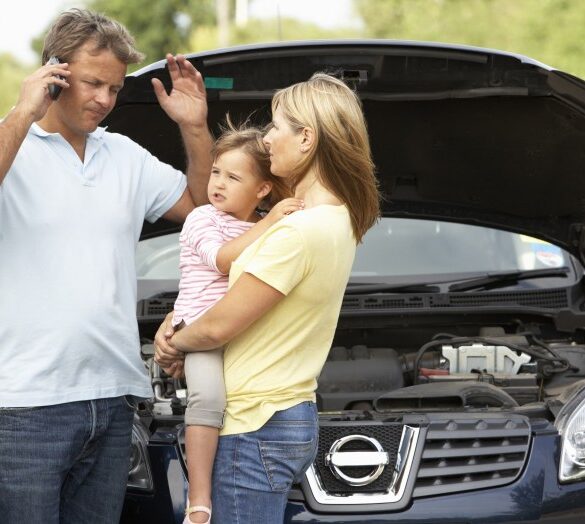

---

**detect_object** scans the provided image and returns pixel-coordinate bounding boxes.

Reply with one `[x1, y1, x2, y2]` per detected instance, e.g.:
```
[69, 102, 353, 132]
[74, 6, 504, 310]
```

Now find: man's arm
[0, 61, 70, 186]
[153, 54, 212, 222]
[0, 107, 35, 186]
[180, 118, 213, 208]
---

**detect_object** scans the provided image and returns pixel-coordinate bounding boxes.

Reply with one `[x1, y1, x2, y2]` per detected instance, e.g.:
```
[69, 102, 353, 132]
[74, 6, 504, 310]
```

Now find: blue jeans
[211, 401, 318, 524]
[0, 396, 135, 524]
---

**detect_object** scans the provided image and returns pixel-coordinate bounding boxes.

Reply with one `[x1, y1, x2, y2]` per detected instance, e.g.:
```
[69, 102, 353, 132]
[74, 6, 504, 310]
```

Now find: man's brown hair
[41, 8, 144, 65]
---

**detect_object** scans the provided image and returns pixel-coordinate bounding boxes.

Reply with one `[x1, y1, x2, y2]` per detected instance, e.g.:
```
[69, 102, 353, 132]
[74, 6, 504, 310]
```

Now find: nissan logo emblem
[325, 434, 389, 486]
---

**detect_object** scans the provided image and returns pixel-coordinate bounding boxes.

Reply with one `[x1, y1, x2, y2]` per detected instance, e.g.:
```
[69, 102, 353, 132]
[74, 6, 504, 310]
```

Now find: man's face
[53, 41, 126, 139]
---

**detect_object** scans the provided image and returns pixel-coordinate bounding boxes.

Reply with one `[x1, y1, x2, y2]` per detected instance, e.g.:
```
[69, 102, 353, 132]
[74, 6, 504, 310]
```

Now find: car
[108, 40, 585, 523]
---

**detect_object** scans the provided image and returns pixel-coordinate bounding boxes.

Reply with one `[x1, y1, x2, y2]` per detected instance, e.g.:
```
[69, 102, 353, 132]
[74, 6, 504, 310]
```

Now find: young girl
[168, 122, 303, 524]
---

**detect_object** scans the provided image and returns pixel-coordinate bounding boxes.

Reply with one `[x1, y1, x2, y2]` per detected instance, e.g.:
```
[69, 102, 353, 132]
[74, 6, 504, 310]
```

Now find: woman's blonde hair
[213, 117, 291, 209]
[271, 73, 380, 242]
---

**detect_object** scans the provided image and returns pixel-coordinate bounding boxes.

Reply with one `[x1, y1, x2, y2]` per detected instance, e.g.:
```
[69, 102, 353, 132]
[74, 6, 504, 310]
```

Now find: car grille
[412, 415, 531, 497]
[315, 422, 404, 494]
[177, 412, 532, 510]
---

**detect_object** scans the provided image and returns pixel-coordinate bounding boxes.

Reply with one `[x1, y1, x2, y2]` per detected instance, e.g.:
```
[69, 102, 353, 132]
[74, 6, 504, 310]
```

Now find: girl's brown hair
[271, 73, 380, 242]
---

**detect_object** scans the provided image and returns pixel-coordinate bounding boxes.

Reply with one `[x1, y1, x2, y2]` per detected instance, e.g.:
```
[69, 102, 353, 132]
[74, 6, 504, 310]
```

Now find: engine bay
[139, 318, 585, 420]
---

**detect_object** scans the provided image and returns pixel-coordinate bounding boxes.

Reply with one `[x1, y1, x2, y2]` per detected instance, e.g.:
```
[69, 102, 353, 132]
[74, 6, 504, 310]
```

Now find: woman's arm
[154, 272, 285, 367]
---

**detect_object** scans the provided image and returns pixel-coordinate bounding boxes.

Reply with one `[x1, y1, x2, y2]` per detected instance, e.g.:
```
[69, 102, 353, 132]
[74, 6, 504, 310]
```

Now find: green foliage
[87, 0, 215, 68]
[354, 0, 585, 78]
[9, 0, 585, 117]
[191, 17, 360, 51]
[0, 53, 34, 117]
[30, 0, 216, 71]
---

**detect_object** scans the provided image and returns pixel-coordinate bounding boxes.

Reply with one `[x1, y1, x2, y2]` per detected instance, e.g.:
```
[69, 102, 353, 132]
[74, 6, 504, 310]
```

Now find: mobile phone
[47, 56, 64, 100]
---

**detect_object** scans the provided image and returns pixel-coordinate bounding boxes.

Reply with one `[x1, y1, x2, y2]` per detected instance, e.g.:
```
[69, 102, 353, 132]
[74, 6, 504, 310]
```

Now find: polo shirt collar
[30, 123, 107, 141]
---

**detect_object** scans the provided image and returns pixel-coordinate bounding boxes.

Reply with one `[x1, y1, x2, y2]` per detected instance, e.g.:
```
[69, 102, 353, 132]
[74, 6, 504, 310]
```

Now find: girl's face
[263, 106, 304, 178]
[207, 148, 271, 222]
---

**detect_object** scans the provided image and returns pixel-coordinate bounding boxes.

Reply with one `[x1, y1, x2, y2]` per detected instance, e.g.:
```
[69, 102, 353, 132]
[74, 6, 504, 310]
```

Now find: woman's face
[263, 106, 304, 178]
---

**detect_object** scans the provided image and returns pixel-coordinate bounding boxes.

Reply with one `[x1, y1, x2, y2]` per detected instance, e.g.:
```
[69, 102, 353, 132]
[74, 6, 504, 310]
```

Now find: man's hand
[151, 54, 207, 129]
[16, 60, 71, 123]
[154, 312, 185, 377]
[152, 53, 212, 209]
[0, 61, 70, 187]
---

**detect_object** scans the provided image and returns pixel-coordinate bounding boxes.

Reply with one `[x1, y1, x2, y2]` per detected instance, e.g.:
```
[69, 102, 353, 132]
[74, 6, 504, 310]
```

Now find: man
[0, 8, 211, 523]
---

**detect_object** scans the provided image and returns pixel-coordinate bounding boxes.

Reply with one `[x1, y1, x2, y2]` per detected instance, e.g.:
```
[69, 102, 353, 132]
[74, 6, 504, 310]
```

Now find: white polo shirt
[0, 124, 186, 407]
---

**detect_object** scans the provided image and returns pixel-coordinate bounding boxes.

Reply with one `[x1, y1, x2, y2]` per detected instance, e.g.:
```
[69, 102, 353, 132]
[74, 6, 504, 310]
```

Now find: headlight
[127, 419, 154, 491]
[556, 383, 585, 483]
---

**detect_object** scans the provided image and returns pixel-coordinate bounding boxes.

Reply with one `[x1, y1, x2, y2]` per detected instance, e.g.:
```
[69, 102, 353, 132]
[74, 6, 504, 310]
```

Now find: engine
[140, 329, 585, 416]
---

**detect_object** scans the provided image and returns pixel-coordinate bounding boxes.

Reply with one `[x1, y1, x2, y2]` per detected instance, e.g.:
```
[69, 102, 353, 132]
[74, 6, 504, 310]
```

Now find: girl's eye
[229, 175, 240, 181]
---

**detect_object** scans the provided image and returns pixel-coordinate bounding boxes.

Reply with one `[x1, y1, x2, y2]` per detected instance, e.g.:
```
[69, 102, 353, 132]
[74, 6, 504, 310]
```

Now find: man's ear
[257, 181, 273, 200]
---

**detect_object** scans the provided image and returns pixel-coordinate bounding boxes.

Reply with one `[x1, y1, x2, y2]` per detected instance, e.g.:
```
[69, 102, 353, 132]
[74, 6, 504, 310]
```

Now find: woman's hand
[154, 312, 185, 376]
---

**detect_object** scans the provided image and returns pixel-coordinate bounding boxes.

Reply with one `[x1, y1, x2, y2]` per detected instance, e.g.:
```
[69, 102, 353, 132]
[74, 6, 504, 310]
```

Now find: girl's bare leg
[185, 425, 218, 523]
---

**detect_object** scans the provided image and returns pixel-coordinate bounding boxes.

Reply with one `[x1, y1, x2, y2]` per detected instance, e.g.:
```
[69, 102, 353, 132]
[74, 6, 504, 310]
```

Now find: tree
[0, 53, 34, 117]
[30, 0, 216, 71]
[88, 0, 215, 65]
[354, 0, 585, 79]
[190, 16, 360, 51]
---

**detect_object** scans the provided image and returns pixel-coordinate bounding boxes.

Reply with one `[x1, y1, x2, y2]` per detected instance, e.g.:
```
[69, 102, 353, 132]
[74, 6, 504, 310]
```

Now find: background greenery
[3, 0, 585, 116]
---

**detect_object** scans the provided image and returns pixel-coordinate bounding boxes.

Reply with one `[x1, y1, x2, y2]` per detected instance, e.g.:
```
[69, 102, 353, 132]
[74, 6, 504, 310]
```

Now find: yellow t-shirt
[221, 205, 356, 435]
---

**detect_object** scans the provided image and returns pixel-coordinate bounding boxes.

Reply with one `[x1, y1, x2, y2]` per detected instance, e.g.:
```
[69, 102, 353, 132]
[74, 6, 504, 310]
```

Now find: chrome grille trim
[305, 425, 420, 505]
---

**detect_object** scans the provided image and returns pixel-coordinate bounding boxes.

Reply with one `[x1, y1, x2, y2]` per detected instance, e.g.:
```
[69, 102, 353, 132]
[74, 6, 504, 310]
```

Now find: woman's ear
[300, 127, 315, 153]
[257, 181, 273, 200]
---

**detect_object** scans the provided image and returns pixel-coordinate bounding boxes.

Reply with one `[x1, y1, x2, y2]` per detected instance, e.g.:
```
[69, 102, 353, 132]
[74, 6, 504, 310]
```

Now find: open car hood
[104, 40, 585, 264]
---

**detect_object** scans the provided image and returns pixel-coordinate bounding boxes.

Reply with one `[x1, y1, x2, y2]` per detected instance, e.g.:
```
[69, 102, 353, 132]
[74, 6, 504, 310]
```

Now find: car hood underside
[106, 41, 585, 262]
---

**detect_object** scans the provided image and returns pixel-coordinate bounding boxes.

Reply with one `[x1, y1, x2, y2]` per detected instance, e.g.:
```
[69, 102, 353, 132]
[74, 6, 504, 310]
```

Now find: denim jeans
[211, 401, 318, 524]
[0, 396, 135, 524]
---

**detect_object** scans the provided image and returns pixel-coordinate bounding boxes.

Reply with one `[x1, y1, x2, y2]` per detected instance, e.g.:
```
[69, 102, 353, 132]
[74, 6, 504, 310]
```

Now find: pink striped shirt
[173, 204, 254, 326]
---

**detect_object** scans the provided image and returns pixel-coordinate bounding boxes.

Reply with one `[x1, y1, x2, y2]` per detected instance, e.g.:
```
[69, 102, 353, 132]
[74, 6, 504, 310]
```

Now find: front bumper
[121, 419, 585, 524]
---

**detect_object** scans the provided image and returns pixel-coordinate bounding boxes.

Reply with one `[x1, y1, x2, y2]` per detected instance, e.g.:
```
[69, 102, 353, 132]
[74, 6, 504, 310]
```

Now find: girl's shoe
[183, 503, 211, 524]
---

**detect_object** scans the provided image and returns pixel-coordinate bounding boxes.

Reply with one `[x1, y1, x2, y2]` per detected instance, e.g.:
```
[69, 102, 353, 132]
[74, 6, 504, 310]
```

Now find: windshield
[136, 218, 574, 291]
[352, 218, 569, 278]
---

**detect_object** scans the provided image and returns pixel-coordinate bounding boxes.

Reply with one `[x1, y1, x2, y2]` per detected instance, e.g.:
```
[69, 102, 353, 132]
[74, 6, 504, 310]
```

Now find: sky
[0, 0, 358, 64]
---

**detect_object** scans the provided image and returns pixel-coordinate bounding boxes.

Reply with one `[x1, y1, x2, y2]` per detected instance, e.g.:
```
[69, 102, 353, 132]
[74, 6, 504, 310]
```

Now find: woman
[155, 72, 380, 524]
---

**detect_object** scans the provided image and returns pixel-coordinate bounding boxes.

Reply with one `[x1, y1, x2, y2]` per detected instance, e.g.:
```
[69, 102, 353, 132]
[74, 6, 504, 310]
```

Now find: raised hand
[151, 54, 207, 129]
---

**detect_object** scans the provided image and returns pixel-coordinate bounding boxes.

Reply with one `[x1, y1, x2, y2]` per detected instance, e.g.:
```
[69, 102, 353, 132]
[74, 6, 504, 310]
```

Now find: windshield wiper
[345, 282, 441, 295]
[447, 267, 570, 292]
